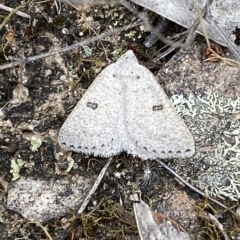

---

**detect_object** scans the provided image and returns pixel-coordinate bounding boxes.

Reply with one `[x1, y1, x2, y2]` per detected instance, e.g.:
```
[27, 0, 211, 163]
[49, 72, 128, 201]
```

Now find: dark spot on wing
[161, 151, 165, 154]
[61, 142, 67, 146]
[177, 151, 181, 153]
[113, 74, 116, 77]
[69, 145, 74, 148]
[78, 146, 82, 149]
[186, 149, 191, 152]
[87, 102, 98, 110]
[153, 105, 163, 111]
[137, 76, 140, 79]
[168, 151, 172, 153]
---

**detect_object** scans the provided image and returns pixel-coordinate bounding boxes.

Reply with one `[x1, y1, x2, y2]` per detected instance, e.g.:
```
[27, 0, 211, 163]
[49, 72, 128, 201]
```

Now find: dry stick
[196, 1, 240, 67]
[156, 159, 236, 216]
[62, 157, 112, 233]
[153, 32, 187, 61]
[145, 0, 213, 61]
[77, 157, 112, 215]
[0, 0, 32, 30]
[153, 0, 239, 60]
[0, 3, 30, 18]
[0, 22, 141, 71]
[201, 213, 231, 240]
[59, 157, 113, 240]
[195, 0, 240, 62]
[54, 0, 62, 14]
[195, 0, 211, 48]
[183, 0, 213, 47]
[206, 15, 240, 62]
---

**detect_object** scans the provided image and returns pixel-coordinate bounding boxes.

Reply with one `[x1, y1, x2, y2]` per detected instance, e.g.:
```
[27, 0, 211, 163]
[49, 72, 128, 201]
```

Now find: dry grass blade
[27, 221, 53, 240]
[0, 3, 30, 18]
[0, 0, 32, 30]
[196, 0, 240, 64]
[200, 212, 231, 240]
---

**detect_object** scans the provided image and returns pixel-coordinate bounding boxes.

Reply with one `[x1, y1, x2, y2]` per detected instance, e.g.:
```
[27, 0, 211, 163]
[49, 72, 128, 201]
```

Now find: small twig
[77, 157, 112, 215]
[0, 101, 9, 118]
[0, 21, 141, 71]
[152, 32, 187, 61]
[196, 0, 240, 62]
[201, 212, 231, 240]
[61, 157, 112, 234]
[196, 0, 240, 66]
[156, 159, 236, 216]
[184, 0, 213, 47]
[205, 16, 240, 62]
[0, 3, 30, 18]
[195, 0, 211, 48]
[28, 221, 53, 240]
[54, 0, 62, 14]
[0, 0, 32, 30]
[151, 1, 207, 61]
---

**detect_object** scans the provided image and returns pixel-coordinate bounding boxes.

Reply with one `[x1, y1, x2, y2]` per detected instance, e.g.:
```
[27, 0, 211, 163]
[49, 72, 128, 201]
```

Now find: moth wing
[58, 62, 124, 157]
[123, 52, 195, 160]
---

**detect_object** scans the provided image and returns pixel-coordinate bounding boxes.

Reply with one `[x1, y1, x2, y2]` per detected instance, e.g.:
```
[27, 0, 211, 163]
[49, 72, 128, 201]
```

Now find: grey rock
[7, 175, 93, 222]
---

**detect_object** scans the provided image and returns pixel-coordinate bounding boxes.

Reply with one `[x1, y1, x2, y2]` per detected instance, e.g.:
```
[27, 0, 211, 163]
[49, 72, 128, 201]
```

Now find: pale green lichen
[83, 46, 92, 57]
[30, 136, 42, 152]
[171, 92, 240, 201]
[10, 158, 26, 181]
[125, 30, 136, 39]
[66, 156, 75, 172]
[111, 48, 122, 61]
[171, 93, 197, 117]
